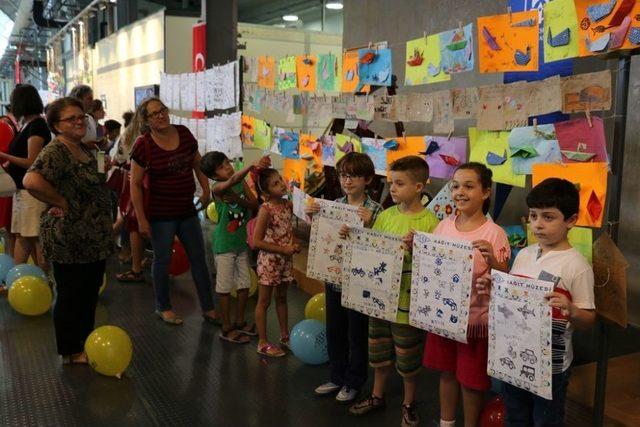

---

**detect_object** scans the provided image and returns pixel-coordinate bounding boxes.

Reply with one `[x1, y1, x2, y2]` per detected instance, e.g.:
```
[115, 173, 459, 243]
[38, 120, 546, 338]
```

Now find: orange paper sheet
[299, 133, 323, 175]
[342, 50, 370, 93]
[477, 11, 539, 73]
[258, 56, 275, 89]
[385, 136, 426, 175]
[283, 158, 307, 191]
[575, 0, 640, 57]
[240, 115, 255, 147]
[296, 55, 317, 92]
[531, 162, 608, 228]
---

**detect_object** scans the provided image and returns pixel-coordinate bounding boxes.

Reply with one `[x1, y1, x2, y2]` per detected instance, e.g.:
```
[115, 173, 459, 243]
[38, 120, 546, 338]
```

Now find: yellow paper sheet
[335, 133, 362, 163]
[468, 127, 526, 187]
[296, 55, 317, 92]
[257, 56, 275, 89]
[426, 33, 451, 84]
[531, 162, 608, 228]
[283, 158, 306, 190]
[543, 0, 580, 63]
[527, 225, 593, 264]
[342, 50, 370, 93]
[277, 56, 297, 90]
[385, 136, 426, 176]
[253, 118, 271, 150]
[241, 115, 255, 147]
[405, 37, 428, 86]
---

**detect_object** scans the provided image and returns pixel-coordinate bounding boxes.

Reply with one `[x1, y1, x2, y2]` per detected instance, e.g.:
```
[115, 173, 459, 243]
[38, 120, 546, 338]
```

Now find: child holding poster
[477, 178, 595, 427]
[418, 162, 510, 427]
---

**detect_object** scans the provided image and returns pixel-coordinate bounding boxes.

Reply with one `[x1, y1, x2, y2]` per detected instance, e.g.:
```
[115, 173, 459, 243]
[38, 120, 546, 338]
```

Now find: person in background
[104, 119, 121, 156]
[0, 108, 18, 294]
[89, 99, 106, 141]
[122, 110, 134, 128]
[69, 85, 99, 147]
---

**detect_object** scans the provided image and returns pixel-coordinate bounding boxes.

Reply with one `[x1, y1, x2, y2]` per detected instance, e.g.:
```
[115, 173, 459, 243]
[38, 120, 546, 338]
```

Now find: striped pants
[368, 317, 425, 377]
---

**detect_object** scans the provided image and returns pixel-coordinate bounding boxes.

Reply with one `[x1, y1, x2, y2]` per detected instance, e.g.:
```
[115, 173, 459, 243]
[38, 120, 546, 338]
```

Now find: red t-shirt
[131, 125, 197, 220]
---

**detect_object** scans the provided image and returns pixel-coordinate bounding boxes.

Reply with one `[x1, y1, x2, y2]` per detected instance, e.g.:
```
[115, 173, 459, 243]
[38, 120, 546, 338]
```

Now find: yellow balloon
[304, 292, 326, 323]
[231, 268, 258, 298]
[206, 202, 218, 223]
[99, 274, 107, 295]
[85, 325, 133, 378]
[8, 276, 52, 316]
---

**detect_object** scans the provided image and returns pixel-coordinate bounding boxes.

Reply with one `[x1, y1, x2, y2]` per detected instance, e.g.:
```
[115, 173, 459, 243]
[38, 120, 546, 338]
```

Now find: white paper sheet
[171, 74, 181, 111]
[195, 71, 206, 112]
[292, 186, 311, 222]
[159, 72, 170, 107]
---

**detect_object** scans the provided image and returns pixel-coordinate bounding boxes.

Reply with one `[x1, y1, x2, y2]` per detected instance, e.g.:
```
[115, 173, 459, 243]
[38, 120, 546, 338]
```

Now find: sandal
[236, 321, 257, 336]
[202, 313, 222, 326]
[155, 310, 183, 325]
[279, 334, 291, 351]
[62, 352, 89, 365]
[219, 328, 250, 344]
[116, 270, 144, 283]
[257, 343, 285, 358]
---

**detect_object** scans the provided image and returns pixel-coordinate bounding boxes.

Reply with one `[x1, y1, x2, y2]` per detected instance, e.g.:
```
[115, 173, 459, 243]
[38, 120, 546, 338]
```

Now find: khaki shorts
[214, 250, 250, 294]
[12, 189, 46, 237]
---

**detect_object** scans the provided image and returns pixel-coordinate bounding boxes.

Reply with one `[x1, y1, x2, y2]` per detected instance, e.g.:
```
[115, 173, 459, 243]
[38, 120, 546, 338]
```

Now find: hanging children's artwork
[283, 158, 306, 190]
[292, 186, 311, 221]
[320, 135, 336, 167]
[253, 118, 271, 150]
[508, 124, 562, 175]
[439, 23, 475, 74]
[502, 82, 529, 129]
[561, 70, 611, 113]
[423, 136, 467, 180]
[276, 130, 300, 159]
[361, 138, 389, 176]
[432, 90, 454, 134]
[452, 87, 479, 120]
[386, 136, 426, 173]
[426, 182, 460, 221]
[341, 226, 405, 322]
[243, 56, 259, 83]
[527, 75, 563, 116]
[296, 55, 318, 92]
[426, 33, 451, 84]
[405, 37, 428, 86]
[532, 162, 608, 227]
[575, 0, 640, 57]
[406, 92, 434, 122]
[543, 0, 580, 62]
[477, 10, 539, 73]
[180, 73, 197, 111]
[555, 116, 609, 163]
[488, 270, 554, 400]
[277, 56, 297, 90]
[335, 133, 362, 163]
[469, 128, 526, 187]
[240, 115, 255, 147]
[527, 225, 593, 264]
[409, 232, 474, 343]
[502, 224, 526, 269]
[299, 133, 323, 173]
[477, 85, 506, 131]
[317, 53, 337, 91]
[358, 48, 393, 87]
[307, 200, 363, 285]
[258, 56, 275, 89]
[342, 50, 370, 93]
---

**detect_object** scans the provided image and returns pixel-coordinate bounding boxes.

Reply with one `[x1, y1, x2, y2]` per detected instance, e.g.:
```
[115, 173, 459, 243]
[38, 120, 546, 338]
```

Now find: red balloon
[0, 121, 14, 153]
[169, 240, 190, 276]
[480, 396, 505, 427]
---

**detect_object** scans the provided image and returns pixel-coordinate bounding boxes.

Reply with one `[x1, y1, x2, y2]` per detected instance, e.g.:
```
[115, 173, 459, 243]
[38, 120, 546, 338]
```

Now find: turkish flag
[192, 22, 206, 118]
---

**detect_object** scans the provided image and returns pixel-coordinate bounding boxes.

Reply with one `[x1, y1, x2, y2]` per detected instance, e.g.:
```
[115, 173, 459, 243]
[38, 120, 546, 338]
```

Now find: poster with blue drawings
[361, 138, 388, 176]
[358, 48, 392, 86]
[341, 226, 405, 322]
[439, 23, 475, 74]
[409, 232, 473, 343]
[307, 200, 362, 285]
[488, 270, 553, 400]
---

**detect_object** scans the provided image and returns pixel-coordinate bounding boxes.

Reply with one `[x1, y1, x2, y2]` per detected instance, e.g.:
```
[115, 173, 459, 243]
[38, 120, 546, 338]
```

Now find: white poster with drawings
[307, 200, 362, 285]
[195, 71, 206, 112]
[409, 232, 473, 343]
[292, 186, 311, 222]
[488, 270, 553, 400]
[171, 74, 181, 111]
[341, 226, 404, 322]
[180, 73, 196, 112]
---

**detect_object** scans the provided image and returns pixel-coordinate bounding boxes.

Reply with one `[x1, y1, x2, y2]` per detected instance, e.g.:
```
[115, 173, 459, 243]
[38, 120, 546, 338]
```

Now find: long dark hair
[454, 162, 493, 215]
[255, 168, 279, 201]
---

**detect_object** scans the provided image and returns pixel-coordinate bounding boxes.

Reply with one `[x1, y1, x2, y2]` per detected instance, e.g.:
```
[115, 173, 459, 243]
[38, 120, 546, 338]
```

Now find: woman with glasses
[0, 84, 51, 270]
[23, 97, 114, 364]
[130, 97, 217, 325]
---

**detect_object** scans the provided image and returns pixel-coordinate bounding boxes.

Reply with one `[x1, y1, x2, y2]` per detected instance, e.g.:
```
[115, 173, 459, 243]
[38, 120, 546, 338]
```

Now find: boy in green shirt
[201, 152, 270, 344]
[345, 156, 439, 427]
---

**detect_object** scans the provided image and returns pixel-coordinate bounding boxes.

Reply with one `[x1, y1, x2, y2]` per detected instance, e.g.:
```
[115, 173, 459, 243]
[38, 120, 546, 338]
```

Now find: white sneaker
[314, 382, 341, 396]
[336, 386, 358, 403]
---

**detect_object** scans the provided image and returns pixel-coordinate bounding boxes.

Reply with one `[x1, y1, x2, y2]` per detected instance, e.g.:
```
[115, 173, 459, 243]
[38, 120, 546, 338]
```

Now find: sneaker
[401, 402, 420, 427]
[349, 394, 386, 416]
[314, 382, 341, 396]
[336, 386, 358, 403]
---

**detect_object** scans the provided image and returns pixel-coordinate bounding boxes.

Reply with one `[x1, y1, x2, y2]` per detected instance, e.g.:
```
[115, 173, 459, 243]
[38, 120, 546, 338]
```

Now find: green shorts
[368, 317, 425, 377]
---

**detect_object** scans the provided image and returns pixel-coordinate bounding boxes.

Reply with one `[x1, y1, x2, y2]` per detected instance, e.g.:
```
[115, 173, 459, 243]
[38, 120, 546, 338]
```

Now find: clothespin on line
[447, 130, 453, 141]
[402, 130, 407, 146]
[508, 6, 512, 24]
[458, 21, 463, 32]
[533, 118, 538, 133]
[585, 108, 593, 128]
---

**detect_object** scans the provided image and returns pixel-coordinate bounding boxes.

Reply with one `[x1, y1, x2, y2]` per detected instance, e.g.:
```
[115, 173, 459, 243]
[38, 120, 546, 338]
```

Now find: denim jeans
[150, 215, 214, 312]
[502, 368, 572, 427]
[325, 284, 369, 390]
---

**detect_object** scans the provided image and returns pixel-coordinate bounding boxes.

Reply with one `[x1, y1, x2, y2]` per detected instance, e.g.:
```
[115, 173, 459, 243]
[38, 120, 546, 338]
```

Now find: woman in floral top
[24, 97, 114, 365]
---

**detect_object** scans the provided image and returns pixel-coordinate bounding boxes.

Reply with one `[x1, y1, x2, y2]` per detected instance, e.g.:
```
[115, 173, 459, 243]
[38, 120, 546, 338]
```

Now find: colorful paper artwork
[358, 48, 393, 87]
[307, 200, 363, 285]
[240, 115, 255, 147]
[426, 33, 451, 84]
[439, 23, 475, 74]
[488, 270, 553, 400]
[477, 85, 506, 131]
[409, 232, 474, 343]
[296, 55, 317, 92]
[543, 0, 580, 62]
[423, 136, 468, 180]
[532, 162, 608, 227]
[508, 124, 562, 175]
[502, 82, 529, 130]
[253, 118, 271, 150]
[335, 133, 362, 163]
[257, 56, 275, 89]
[527, 75, 563, 116]
[406, 92, 434, 122]
[405, 37, 428, 86]
[427, 182, 460, 221]
[386, 136, 426, 174]
[341, 226, 405, 322]
[277, 130, 300, 159]
[282, 158, 306, 190]
[317, 54, 337, 91]
[432, 90, 454, 134]
[361, 138, 389, 176]
[575, 0, 640, 56]
[527, 225, 593, 264]
[277, 56, 297, 90]
[452, 87, 479, 120]
[561, 70, 612, 113]
[299, 133, 324, 175]
[342, 50, 370, 93]
[555, 116, 609, 164]
[320, 135, 336, 167]
[477, 11, 539, 73]
[469, 128, 526, 187]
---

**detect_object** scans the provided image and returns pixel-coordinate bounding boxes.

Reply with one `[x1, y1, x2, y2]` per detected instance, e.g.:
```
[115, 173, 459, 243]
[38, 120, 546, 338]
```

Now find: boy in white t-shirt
[478, 178, 596, 427]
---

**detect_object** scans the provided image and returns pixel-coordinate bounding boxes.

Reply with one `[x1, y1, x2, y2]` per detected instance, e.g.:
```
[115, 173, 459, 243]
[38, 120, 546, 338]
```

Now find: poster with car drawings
[307, 200, 362, 285]
[409, 232, 473, 343]
[488, 270, 553, 400]
[341, 226, 404, 322]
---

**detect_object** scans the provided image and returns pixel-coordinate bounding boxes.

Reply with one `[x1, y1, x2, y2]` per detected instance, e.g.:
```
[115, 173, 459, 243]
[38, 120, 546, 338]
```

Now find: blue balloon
[290, 319, 328, 365]
[0, 254, 14, 283]
[6, 264, 47, 288]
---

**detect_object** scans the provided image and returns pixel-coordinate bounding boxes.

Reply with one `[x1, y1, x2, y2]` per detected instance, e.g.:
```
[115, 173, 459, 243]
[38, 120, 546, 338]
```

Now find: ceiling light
[326, 1, 343, 10]
[282, 15, 299, 22]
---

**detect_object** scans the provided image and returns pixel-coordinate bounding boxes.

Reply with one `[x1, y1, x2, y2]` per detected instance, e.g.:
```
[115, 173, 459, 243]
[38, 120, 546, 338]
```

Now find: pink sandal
[257, 343, 285, 358]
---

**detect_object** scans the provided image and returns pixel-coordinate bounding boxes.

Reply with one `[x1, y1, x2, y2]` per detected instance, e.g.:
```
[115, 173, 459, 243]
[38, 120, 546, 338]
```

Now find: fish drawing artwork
[514, 46, 532, 66]
[482, 26, 501, 51]
[548, 27, 571, 47]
